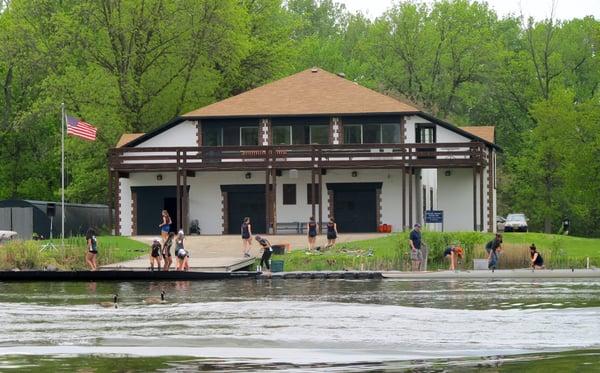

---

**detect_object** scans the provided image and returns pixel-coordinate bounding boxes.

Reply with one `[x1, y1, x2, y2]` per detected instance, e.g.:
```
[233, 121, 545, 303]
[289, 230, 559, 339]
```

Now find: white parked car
[496, 216, 506, 232]
[504, 213, 528, 232]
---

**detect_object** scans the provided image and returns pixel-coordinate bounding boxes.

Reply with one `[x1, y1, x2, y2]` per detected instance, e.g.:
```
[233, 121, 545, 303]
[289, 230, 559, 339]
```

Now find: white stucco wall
[135, 120, 198, 148]
[118, 168, 422, 235]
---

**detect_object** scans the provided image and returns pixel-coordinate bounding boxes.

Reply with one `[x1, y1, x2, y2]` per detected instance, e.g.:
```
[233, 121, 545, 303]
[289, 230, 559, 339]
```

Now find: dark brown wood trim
[271, 168, 277, 234]
[408, 168, 413, 228]
[376, 188, 382, 228]
[473, 166, 477, 231]
[183, 165, 188, 234]
[402, 168, 406, 230]
[400, 116, 406, 144]
[311, 168, 316, 219]
[318, 168, 323, 233]
[117, 172, 129, 179]
[328, 189, 334, 220]
[108, 167, 113, 234]
[479, 167, 484, 232]
[114, 171, 121, 236]
[265, 169, 270, 232]
[221, 191, 228, 234]
[131, 190, 137, 236]
[196, 120, 202, 147]
[176, 151, 181, 231]
[487, 149, 494, 232]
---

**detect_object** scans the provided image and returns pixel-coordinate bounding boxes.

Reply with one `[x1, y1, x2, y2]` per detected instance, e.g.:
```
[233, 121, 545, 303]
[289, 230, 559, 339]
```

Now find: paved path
[103, 233, 388, 271]
[383, 268, 600, 279]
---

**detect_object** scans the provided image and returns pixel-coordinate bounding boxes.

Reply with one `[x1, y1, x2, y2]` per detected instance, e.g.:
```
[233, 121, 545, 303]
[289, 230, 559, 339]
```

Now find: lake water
[1, 279, 599, 372]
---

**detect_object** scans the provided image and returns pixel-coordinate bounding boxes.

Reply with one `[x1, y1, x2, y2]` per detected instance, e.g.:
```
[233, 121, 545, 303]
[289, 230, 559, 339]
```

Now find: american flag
[66, 115, 97, 141]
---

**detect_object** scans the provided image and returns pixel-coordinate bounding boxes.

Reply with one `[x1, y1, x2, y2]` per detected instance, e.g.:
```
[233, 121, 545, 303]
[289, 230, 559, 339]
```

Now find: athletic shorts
[327, 233, 337, 240]
[151, 248, 161, 257]
[411, 249, 423, 261]
[161, 225, 170, 233]
[176, 249, 187, 259]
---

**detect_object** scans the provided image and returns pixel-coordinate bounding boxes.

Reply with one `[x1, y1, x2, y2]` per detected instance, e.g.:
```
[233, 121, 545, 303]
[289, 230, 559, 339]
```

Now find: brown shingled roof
[461, 126, 495, 143]
[183, 68, 418, 118]
[116, 133, 145, 147]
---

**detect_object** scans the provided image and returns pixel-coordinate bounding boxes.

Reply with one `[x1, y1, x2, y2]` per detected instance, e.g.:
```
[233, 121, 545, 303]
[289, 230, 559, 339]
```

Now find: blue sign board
[425, 210, 443, 224]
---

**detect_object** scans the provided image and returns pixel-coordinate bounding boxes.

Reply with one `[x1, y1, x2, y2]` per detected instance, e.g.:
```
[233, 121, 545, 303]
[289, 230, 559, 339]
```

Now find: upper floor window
[416, 124, 436, 144]
[273, 126, 292, 145]
[310, 125, 329, 144]
[204, 126, 222, 146]
[344, 123, 400, 144]
[240, 127, 258, 146]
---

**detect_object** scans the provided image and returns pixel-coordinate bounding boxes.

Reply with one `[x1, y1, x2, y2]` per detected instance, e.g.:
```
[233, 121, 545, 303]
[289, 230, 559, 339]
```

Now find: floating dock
[0, 270, 259, 282]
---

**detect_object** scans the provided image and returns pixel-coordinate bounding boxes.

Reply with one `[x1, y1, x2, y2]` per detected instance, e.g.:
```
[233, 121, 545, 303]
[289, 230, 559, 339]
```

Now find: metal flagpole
[61, 103, 65, 247]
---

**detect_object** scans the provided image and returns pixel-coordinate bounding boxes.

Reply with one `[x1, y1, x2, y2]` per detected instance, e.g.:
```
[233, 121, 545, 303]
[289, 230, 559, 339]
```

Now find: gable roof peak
[183, 68, 418, 118]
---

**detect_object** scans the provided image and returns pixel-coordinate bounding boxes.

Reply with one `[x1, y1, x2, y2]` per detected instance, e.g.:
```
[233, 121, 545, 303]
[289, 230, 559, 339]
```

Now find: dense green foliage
[0, 236, 146, 270]
[272, 231, 600, 271]
[1, 1, 599, 235]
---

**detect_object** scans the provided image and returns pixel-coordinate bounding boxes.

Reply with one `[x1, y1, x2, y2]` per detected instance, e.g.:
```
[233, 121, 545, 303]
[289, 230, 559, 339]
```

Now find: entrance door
[163, 197, 178, 234]
[133, 186, 177, 235]
[330, 183, 380, 233]
[223, 185, 266, 234]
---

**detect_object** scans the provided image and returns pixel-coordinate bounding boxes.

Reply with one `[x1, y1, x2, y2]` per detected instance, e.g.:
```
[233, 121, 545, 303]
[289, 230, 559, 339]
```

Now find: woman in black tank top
[326, 218, 338, 248]
[241, 217, 252, 258]
[530, 244, 544, 269]
[307, 216, 317, 251]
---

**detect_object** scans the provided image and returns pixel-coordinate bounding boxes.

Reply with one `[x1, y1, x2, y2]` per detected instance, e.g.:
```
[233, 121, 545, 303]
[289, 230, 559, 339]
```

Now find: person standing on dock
[409, 223, 423, 271]
[255, 235, 273, 273]
[175, 230, 189, 271]
[85, 227, 98, 271]
[159, 210, 172, 243]
[307, 216, 317, 251]
[162, 232, 175, 271]
[241, 217, 253, 258]
[150, 238, 162, 271]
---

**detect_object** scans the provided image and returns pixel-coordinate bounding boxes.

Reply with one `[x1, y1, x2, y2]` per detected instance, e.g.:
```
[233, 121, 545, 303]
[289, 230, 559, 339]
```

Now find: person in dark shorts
[409, 223, 423, 271]
[159, 210, 172, 243]
[443, 244, 464, 271]
[326, 218, 338, 248]
[530, 244, 544, 269]
[486, 233, 503, 270]
[175, 230, 189, 271]
[162, 231, 175, 271]
[255, 235, 273, 273]
[150, 238, 162, 271]
[307, 216, 317, 251]
[241, 217, 252, 257]
[85, 227, 98, 271]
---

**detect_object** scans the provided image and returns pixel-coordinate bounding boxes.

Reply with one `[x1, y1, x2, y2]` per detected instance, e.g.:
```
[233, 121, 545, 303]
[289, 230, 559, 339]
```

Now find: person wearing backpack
[486, 234, 503, 270]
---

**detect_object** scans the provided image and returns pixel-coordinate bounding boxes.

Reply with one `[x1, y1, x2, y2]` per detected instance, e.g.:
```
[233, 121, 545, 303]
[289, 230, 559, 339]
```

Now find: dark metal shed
[0, 200, 110, 239]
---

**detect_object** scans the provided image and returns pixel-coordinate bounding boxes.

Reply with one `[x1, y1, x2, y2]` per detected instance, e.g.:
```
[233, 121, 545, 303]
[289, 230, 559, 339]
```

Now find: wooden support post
[265, 169, 270, 233]
[408, 167, 413, 228]
[182, 152, 188, 234]
[473, 166, 477, 231]
[271, 167, 277, 234]
[311, 168, 316, 220]
[176, 150, 181, 231]
[113, 171, 120, 236]
[107, 167, 113, 234]
[479, 167, 484, 232]
[318, 168, 323, 233]
[402, 167, 406, 231]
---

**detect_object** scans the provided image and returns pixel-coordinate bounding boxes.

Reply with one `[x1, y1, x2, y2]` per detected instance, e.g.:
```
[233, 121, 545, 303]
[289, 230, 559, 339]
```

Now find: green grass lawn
[0, 236, 146, 270]
[270, 231, 600, 272]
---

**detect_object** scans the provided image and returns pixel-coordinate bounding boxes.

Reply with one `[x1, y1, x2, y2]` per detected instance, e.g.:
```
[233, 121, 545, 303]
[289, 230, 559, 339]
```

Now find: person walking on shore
[307, 216, 317, 251]
[409, 223, 423, 271]
[326, 218, 338, 249]
[85, 227, 98, 271]
[486, 233, 503, 270]
[241, 217, 252, 257]
[255, 235, 273, 273]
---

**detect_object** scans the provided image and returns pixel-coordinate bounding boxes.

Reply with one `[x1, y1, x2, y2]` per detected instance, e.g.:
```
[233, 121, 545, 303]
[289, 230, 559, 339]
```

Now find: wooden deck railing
[109, 142, 488, 171]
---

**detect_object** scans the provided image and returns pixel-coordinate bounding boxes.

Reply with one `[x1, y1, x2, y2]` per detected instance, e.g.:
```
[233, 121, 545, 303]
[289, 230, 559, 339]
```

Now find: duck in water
[99, 294, 118, 309]
[143, 291, 165, 304]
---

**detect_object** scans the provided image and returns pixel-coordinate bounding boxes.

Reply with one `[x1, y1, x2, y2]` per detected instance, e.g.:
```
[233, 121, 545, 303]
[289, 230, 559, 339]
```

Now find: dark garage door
[132, 186, 179, 236]
[331, 183, 380, 233]
[222, 185, 266, 234]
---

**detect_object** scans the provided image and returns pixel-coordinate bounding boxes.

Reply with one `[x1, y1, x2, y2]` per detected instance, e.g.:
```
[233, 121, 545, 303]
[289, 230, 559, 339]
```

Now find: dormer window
[416, 124, 436, 143]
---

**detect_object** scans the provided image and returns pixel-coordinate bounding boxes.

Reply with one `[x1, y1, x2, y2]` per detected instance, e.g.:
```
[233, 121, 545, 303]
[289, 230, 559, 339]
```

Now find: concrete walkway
[102, 233, 388, 272]
[383, 268, 600, 279]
